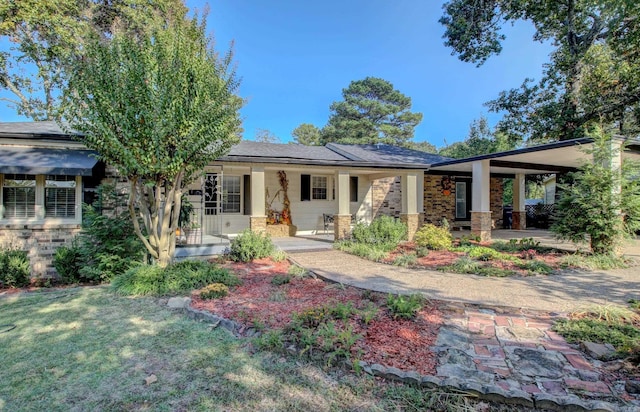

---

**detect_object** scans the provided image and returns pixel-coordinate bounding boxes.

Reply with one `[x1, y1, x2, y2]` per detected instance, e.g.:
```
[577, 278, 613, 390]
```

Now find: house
[2, 121, 639, 277]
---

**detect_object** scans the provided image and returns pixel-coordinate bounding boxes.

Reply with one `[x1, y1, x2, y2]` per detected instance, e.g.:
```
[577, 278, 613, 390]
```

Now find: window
[455, 181, 467, 219]
[45, 175, 76, 218]
[311, 176, 327, 200]
[222, 175, 241, 213]
[350, 176, 358, 202]
[3, 174, 36, 218]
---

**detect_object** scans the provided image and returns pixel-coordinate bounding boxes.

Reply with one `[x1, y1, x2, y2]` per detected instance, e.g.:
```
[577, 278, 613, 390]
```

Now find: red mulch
[384, 241, 566, 275]
[191, 257, 442, 375]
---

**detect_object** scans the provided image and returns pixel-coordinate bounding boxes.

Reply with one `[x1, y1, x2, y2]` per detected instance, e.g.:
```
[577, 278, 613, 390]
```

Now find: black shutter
[350, 176, 358, 202]
[243, 175, 251, 215]
[301, 174, 311, 201]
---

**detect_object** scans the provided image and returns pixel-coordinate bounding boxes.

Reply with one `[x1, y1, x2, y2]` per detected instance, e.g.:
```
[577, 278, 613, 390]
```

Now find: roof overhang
[430, 137, 640, 176]
[0, 146, 99, 176]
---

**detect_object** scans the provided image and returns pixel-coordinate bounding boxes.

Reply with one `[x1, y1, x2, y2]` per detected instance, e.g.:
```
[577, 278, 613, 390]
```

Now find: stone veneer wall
[0, 224, 82, 278]
[372, 176, 402, 219]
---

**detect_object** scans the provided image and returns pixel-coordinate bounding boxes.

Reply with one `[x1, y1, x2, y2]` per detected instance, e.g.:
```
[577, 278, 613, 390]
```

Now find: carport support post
[471, 160, 492, 242]
[334, 170, 352, 240]
[512, 173, 526, 230]
[249, 166, 267, 232]
[400, 171, 420, 241]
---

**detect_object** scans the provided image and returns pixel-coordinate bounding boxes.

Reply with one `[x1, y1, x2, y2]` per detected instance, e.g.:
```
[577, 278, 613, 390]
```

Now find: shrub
[386, 293, 424, 319]
[271, 249, 287, 262]
[335, 241, 388, 261]
[0, 248, 30, 288]
[443, 256, 481, 274]
[271, 274, 291, 286]
[518, 260, 553, 275]
[468, 246, 513, 261]
[392, 253, 418, 267]
[111, 259, 239, 296]
[561, 253, 629, 270]
[414, 224, 452, 250]
[229, 230, 275, 262]
[199, 283, 229, 299]
[351, 215, 407, 251]
[287, 264, 308, 278]
[53, 245, 82, 284]
[75, 204, 145, 282]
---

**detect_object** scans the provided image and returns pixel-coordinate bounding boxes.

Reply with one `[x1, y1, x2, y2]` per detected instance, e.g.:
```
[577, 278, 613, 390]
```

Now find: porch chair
[323, 213, 334, 233]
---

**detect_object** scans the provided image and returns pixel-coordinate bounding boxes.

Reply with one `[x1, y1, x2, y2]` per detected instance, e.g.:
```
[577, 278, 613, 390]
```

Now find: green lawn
[0, 287, 494, 412]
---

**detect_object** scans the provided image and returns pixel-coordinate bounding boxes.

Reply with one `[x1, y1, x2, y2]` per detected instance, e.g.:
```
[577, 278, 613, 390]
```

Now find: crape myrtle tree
[321, 77, 423, 146]
[63, 15, 242, 267]
[551, 126, 640, 255]
[440, 0, 640, 143]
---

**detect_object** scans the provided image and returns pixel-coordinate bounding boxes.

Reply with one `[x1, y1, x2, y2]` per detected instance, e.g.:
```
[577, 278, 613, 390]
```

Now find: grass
[553, 304, 640, 356]
[560, 253, 630, 270]
[0, 287, 517, 411]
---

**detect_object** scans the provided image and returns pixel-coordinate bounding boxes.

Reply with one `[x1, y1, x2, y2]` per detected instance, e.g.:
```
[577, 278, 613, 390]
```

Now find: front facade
[3, 122, 638, 278]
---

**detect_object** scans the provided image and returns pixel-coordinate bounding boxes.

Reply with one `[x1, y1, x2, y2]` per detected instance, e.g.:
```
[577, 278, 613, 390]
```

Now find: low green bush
[351, 216, 407, 251]
[561, 253, 629, 270]
[334, 241, 388, 261]
[199, 283, 229, 299]
[392, 253, 418, 267]
[442, 256, 481, 274]
[414, 224, 452, 251]
[271, 274, 291, 286]
[111, 259, 239, 296]
[386, 293, 424, 319]
[229, 230, 275, 262]
[53, 245, 82, 284]
[517, 260, 553, 275]
[0, 248, 30, 288]
[468, 246, 513, 262]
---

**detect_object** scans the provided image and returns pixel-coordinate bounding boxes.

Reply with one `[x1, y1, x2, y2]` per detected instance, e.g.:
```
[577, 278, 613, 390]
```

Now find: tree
[321, 77, 423, 146]
[254, 128, 281, 143]
[440, 0, 640, 143]
[407, 140, 437, 153]
[0, 0, 185, 120]
[551, 126, 640, 255]
[291, 123, 322, 145]
[439, 117, 513, 159]
[63, 15, 242, 267]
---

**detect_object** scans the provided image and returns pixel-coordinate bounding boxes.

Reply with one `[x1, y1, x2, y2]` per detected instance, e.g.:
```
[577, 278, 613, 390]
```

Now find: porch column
[512, 173, 526, 230]
[417, 172, 425, 229]
[249, 166, 267, 232]
[334, 170, 351, 240]
[400, 171, 420, 241]
[471, 159, 492, 242]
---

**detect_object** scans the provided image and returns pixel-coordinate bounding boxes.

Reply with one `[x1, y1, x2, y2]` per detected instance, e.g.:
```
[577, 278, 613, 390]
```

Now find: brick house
[2, 122, 638, 277]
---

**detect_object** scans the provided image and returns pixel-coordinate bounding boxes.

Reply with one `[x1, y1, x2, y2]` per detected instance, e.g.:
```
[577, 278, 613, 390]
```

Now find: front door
[455, 179, 471, 220]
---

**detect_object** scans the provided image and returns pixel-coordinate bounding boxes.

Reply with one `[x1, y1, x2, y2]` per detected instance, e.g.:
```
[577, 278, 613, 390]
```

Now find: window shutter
[350, 176, 358, 202]
[301, 174, 310, 201]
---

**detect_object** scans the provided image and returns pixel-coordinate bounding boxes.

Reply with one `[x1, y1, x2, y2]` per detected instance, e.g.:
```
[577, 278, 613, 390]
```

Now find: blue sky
[0, 1, 551, 148]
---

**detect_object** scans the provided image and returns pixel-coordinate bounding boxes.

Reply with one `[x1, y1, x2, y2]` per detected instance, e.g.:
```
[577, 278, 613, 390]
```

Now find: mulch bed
[190, 258, 442, 375]
[383, 241, 566, 275]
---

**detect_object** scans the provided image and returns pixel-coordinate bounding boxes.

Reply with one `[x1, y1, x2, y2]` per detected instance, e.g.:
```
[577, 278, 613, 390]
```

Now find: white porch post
[417, 172, 425, 228]
[249, 166, 266, 232]
[400, 171, 420, 241]
[334, 170, 351, 239]
[512, 173, 526, 230]
[471, 159, 492, 242]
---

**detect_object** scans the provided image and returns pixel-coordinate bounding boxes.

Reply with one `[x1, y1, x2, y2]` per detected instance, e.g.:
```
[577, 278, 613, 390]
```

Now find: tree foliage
[321, 77, 423, 146]
[254, 128, 281, 143]
[63, 15, 242, 267]
[291, 123, 322, 145]
[439, 117, 514, 159]
[0, 0, 185, 120]
[551, 126, 640, 255]
[440, 0, 640, 142]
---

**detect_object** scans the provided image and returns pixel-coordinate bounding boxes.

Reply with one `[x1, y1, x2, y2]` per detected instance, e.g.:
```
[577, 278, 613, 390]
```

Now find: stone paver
[286, 240, 640, 411]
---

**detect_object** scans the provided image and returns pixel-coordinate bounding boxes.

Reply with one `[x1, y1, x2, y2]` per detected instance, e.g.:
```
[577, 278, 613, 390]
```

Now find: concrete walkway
[288, 248, 639, 313]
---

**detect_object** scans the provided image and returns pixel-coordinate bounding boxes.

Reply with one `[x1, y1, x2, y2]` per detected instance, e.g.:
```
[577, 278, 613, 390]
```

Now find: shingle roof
[327, 143, 452, 165]
[0, 121, 71, 138]
[224, 141, 348, 161]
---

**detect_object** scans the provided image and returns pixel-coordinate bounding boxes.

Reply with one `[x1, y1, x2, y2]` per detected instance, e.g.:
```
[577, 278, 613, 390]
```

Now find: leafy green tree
[291, 123, 322, 145]
[254, 128, 281, 143]
[551, 127, 640, 255]
[440, 0, 640, 142]
[407, 140, 437, 153]
[439, 117, 513, 159]
[0, 0, 185, 120]
[321, 77, 423, 146]
[63, 15, 242, 267]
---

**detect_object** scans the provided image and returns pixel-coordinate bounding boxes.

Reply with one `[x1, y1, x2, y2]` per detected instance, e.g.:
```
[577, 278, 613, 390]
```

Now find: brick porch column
[471, 159, 492, 242]
[512, 173, 526, 230]
[250, 166, 267, 233]
[335, 170, 352, 240]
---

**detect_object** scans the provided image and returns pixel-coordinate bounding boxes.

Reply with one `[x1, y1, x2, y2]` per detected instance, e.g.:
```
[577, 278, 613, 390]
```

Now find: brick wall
[0, 224, 82, 279]
[372, 176, 402, 219]
[423, 175, 456, 225]
[490, 177, 504, 228]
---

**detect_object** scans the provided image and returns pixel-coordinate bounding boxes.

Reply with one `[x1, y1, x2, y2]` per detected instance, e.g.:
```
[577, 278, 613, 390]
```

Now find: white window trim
[311, 175, 329, 201]
[221, 175, 243, 214]
[0, 174, 82, 225]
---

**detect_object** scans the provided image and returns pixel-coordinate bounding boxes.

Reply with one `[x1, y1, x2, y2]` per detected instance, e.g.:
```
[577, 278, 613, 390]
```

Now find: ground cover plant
[1, 285, 535, 411]
[192, 257, 443, 375]
[553, 303, 640, 362]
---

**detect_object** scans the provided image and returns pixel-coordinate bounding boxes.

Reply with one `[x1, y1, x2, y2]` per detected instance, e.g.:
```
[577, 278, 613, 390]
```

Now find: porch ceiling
[429, 138, 640, 176]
